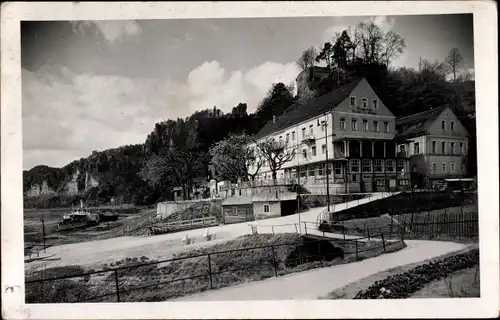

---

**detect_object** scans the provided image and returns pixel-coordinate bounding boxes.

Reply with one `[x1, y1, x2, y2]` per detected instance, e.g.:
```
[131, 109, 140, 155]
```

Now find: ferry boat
[57, 201, 100, 232]
[98, 210, 119, 222]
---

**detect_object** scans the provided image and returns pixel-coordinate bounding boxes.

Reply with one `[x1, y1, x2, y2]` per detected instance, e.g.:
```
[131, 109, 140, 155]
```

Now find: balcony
[397, 151, 408, 158]
[302, 132, 316, 144]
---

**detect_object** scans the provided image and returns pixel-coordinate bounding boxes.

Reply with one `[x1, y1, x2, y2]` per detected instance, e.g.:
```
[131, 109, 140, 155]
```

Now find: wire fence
[25, 224, 405, 303]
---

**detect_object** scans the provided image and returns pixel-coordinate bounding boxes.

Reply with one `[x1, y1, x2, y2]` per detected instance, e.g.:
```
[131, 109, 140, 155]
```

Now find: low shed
[221, 196, 254, 224]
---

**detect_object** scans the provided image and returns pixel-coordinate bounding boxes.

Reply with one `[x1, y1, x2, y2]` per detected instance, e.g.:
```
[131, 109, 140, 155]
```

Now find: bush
[354, 249, 479, 299]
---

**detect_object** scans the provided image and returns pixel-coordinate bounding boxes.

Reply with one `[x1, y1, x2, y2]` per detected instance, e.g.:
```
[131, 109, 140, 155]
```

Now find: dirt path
[173, 240, 467, 301]
[25, 192, 396, 271]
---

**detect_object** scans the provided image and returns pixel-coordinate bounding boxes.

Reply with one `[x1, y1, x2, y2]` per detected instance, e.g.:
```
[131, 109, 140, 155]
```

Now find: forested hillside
[24, 20, 476, 208]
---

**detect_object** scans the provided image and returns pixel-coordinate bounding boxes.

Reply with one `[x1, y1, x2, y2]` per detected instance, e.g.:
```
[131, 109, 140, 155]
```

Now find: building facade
[247, 78, 411, 194]
[395, 106, 469, 188]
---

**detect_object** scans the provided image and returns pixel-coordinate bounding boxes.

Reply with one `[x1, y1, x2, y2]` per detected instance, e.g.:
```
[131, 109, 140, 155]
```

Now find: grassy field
[25, 233, 406, 303]
[334, 204, 478, 241]
[330, 191, 476, 221]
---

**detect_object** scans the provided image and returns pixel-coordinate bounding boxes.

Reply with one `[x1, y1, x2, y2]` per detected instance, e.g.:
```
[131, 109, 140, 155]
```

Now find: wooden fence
[149, 216, 217, 235]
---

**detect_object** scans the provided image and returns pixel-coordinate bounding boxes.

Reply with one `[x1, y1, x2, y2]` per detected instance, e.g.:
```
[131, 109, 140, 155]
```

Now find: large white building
[247, 77, 411, 194]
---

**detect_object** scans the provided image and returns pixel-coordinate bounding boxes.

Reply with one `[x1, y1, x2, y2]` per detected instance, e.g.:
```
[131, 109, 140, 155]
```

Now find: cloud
[71, 20, 142, 43]
[22, 61, 300, 169]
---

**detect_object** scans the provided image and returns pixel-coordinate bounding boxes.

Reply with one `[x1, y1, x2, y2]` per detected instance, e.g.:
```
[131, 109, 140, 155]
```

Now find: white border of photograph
[1, 1, 498, 319]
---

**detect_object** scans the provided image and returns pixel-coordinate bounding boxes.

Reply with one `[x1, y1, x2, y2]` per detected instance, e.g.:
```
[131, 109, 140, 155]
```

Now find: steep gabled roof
[254, 77, 363, 140]
[395, 106, 447, 140]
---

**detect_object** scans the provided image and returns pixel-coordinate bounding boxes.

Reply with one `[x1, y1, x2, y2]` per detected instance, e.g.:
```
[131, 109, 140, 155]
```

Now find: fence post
[342, 221, 346, 241]
[272, 226, 275, 235]
[355, 239, 359, 260]
[294, 223, 298, 234]
[400, 223, 405, 242]
[367, 227, 370, 241]
[380, 228, 386, 253]
[207, 254, 214, 289]
[271, 246, 278, 277]
[304, 222, 307, 234]
[114, 269, 120, 302]
[410, 212, 414, 231]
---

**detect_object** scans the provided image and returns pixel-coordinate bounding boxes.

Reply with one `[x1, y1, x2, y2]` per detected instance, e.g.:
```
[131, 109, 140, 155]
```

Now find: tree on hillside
[139, 148, 206, 200]
[255, 82, 295, 126]
[209, 133, 263, 183]
[332, 30, 354, 70]
[315, 42, 334, 71]
[296, 46, 318, 71]
[354, 21, 384, 64]
[256, 138, 302, 186]
[445, 48, 463, 82]
[381, 30, 406, 67]
[231, 103, 248, 117]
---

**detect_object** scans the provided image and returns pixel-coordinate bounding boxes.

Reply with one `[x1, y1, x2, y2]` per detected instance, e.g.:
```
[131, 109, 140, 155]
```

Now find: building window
[373, 121, 379, 132]
[376, 179, 385, 187]
[442, 163, 446, 172]
[451, 163, 456, 172]
[451, 121, 455, 131]
[318, 164, 324, 176]
[340, 118, 346, 130]
[350, 159, 360, 173]
[300, 167, 307, 178]
[432, 141, 437, 153]
[352, 174, 357, 182]
[320, 121, 325, 132]
[326, 163, 332, 175]
[442, 120, 446, 131]
[350, 96, 356, 106]
[351, 119, 358, 131]
[373, 99, 378, 108]
[309, 124, 313, 134]
[279, 136, 283, 142]
[302, 127, 306, 137]
[413, 142, 420, 155]
[362, 98, 368, 107]
[292, 131, 295, 140]
[312, 146, 317, 156]
[396, 159, 405, 173]
[385, 160, 395, 172]
[321, 144, 326, 154]
[302, 150, 307, 159]
[334, 162, 342, 175]
[363, 119, 368, 131]
[450, 142, 455, 154]
[308, 166, 316, 177]
[432, 163, 437, 172]
[384, 122, 389, 133]
[460, 142, 464, 154]
[286, 133, 290, 142]
[374, 159, 383, 172]
[441, 141, 446, 153]
[362, 159, 372, 172]
[264, 204, 270, 213]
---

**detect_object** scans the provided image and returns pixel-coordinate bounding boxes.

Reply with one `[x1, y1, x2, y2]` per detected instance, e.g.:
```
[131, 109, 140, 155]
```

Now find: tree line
[23, 20, 476, 208]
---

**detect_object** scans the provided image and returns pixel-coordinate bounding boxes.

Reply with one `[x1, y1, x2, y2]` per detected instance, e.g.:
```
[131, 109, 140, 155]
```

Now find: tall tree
[256, 82, 295, 126]
[332, 30, 354, 70]
[381, 30, 406, 67]
[354, 21, 384, 64]
[315, 42, 334, 71]
[296, 46, 318, 71]
[209, 133, 262, 182]
[445, 48, 463, 82]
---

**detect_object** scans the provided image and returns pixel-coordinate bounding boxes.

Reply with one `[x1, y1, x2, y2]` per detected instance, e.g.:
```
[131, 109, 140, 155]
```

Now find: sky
[21, 14, 474, 170]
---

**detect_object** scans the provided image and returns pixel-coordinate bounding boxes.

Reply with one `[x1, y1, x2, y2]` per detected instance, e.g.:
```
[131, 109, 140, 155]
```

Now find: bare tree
[445, 48, 463, 82]
[256, 138, 303, 186]
[457, 67, 474, 82]
[381, 30, 406, 67]
[354, 21, 384, 64]
[296, 47, 318, 71]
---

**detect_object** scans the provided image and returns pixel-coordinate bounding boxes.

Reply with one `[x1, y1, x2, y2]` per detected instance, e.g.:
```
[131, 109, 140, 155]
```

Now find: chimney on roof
[273, 115, 276, 124]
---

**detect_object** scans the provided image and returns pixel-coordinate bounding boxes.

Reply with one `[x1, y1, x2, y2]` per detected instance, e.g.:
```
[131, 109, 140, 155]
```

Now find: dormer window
[372, 99, 378, 108]
[441, 120, 446, 131]
[362, 98, 368, 108]
[350, 96, 356, 106]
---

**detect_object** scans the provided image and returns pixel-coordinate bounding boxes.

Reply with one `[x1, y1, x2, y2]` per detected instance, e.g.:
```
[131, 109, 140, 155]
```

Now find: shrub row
[354, 249, 479, 299]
